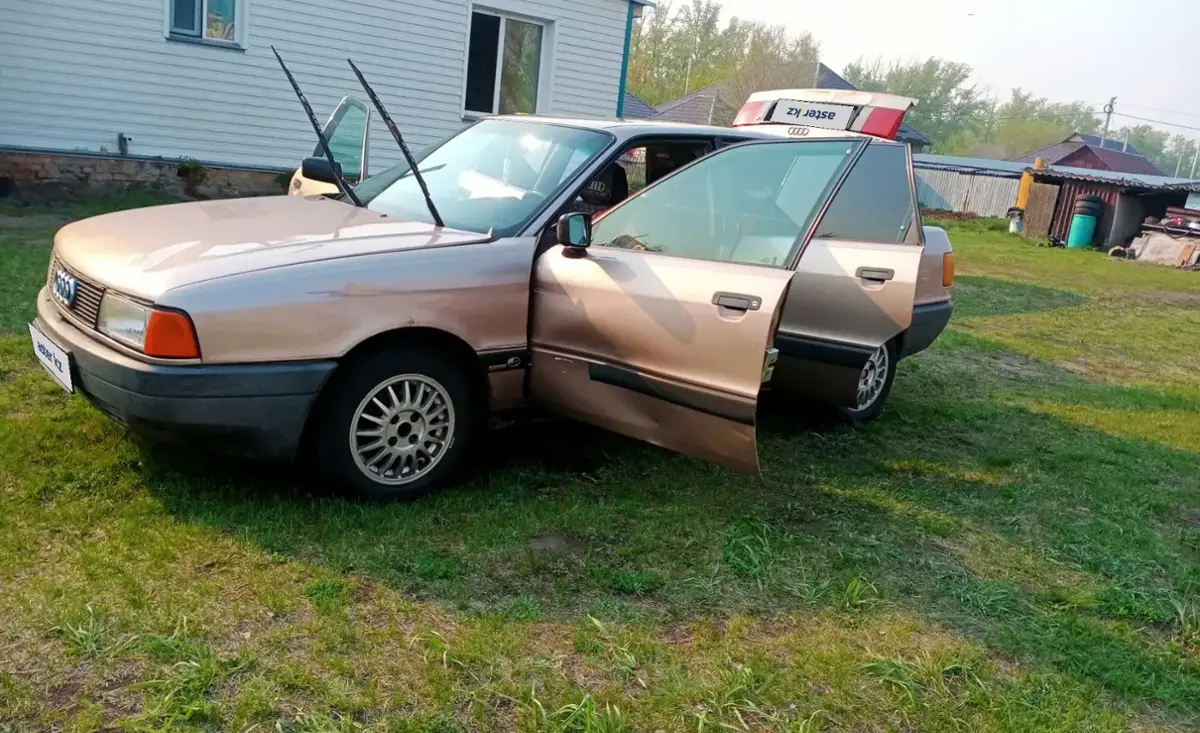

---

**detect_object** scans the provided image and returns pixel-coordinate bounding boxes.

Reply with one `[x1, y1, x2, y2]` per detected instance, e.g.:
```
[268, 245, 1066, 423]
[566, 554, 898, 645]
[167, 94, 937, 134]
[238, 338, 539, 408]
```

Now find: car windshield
[359, 119, 612, 236]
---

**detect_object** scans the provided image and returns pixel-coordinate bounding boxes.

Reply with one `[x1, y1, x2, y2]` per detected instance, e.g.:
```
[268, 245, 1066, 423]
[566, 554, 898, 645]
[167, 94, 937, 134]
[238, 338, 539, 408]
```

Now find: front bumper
[34, 288, 336, 462]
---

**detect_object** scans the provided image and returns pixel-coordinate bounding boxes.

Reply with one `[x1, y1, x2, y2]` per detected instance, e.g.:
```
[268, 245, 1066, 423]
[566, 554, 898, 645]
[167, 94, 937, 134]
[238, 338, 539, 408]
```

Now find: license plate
[766, 100, 855, 130]
[29, 322, 73, 393]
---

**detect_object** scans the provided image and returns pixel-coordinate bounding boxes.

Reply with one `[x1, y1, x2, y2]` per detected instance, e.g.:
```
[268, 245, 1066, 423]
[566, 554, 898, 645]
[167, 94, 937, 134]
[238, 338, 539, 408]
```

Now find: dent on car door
[773, 141, 925, 406]
[289, 96, 372, 196]
[529, 140, 860, 475]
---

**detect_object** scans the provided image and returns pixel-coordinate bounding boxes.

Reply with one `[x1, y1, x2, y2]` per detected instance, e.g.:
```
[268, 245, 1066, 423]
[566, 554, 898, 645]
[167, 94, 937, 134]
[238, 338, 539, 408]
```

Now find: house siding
[0, 0, 630, 172]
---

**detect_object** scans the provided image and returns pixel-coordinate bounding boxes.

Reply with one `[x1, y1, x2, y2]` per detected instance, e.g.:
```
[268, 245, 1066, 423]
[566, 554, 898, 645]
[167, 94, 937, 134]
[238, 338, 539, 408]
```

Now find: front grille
[50, 255, 106, 328]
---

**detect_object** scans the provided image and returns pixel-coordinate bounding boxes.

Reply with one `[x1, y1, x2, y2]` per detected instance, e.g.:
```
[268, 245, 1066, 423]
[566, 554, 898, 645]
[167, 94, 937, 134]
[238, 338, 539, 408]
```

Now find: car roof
[489, 114, 903, 145]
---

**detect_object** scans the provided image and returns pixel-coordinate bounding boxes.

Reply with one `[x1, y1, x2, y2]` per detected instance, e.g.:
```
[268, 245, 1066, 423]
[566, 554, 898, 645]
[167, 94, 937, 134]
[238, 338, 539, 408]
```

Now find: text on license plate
[29, 322, 74, 392]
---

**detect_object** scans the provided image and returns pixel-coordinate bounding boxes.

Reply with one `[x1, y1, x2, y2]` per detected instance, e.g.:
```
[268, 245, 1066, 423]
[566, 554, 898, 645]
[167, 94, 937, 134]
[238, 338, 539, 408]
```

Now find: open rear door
[527, 139, 872, 475]
[289, 95, 372, 196]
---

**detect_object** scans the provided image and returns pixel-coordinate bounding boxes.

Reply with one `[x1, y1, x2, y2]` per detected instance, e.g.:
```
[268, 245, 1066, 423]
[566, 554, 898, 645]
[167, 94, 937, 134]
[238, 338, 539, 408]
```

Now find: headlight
[97, 294, 200, 358]
[98, 294, 150, 349]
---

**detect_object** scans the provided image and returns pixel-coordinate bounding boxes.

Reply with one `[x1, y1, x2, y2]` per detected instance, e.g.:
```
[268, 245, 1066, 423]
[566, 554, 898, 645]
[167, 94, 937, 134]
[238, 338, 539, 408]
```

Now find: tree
[843, 58, 989, 152]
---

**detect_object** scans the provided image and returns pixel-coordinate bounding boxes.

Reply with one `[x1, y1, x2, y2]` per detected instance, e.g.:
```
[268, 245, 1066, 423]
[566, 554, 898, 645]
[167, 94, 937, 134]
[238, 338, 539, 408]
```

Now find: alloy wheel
[349, 374, 455, 485]
[854, 344, 890, 411]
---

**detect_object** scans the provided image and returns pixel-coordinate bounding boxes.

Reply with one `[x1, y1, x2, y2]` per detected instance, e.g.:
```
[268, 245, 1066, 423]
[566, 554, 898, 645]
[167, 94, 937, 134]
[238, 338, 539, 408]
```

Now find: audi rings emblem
[52, 269, 78, 307]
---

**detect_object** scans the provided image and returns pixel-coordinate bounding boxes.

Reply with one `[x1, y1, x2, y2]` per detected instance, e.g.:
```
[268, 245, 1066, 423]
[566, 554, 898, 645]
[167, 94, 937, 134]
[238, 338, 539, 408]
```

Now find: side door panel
[530, 246, 793, 475]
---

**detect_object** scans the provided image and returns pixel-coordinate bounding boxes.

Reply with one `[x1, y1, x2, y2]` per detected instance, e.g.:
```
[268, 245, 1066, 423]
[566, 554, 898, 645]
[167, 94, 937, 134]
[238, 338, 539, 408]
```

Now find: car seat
[574, 164, 629, 216]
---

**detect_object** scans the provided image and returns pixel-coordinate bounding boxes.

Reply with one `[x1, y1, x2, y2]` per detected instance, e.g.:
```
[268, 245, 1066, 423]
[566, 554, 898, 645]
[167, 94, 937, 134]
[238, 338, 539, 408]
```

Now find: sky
[730, 0, 1200, 141]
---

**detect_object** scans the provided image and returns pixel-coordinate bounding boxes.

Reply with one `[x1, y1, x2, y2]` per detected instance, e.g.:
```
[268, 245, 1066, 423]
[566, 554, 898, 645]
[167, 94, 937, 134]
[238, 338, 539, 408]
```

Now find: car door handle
[856, 267, 895, 283]
[712, 292, 762, 311]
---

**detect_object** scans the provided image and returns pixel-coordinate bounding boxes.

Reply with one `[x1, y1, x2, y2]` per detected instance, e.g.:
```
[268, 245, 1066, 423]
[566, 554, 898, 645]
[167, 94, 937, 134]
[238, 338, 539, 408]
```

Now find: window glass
[592, 140, 858, 266]
[499, 18, 542, 114]
[815, 143, 914, 243]
[319, 102, 369, 181]
[170, 0, 200, 35]
[366, 119, 610, 237]
[206, 0, 236, 40]
[465, 13, 500, 114]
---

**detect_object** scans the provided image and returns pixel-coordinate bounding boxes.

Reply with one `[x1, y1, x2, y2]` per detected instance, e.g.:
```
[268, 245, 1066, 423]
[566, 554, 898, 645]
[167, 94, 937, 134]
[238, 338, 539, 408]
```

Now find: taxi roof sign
[732, 89, 918, 142]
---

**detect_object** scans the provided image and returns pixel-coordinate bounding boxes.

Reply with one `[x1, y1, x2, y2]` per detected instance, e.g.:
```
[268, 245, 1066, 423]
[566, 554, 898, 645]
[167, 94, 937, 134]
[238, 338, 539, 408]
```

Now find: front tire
[315, 344, 476, 500]
[837, 340, 897, 424]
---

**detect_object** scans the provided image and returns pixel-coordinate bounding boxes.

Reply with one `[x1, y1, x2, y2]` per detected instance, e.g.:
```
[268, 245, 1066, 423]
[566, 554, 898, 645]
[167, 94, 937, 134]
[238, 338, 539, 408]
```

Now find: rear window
[814, 143, 915, 244]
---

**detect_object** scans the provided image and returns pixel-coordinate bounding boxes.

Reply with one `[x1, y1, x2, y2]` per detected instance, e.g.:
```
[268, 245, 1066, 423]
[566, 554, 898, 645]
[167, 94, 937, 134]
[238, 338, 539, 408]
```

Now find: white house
[0, 0, 650, 184]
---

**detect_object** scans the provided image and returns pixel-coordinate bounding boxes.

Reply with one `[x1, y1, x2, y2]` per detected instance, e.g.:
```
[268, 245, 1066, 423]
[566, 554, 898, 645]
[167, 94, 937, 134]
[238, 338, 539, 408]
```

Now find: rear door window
[812, 143, 915, 244]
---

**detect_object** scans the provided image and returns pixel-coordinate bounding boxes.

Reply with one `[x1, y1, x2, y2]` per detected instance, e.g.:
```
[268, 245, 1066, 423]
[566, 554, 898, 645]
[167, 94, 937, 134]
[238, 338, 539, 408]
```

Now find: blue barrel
[1067, 213, 1097, 248]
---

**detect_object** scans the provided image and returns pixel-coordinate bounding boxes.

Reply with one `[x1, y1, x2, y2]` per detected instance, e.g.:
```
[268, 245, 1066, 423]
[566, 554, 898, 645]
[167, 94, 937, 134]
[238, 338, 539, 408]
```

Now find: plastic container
[1067, 213, 1097, 248]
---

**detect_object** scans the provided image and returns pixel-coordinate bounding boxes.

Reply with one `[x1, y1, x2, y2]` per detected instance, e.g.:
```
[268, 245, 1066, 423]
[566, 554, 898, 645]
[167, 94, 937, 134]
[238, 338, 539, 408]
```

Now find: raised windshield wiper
[347, 58, 444, 228]
[271, 46, 364, 207]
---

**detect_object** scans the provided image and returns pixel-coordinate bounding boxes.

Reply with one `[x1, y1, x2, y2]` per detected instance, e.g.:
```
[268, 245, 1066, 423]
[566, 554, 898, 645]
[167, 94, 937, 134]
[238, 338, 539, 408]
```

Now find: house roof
[914, 152, 1200, 192]
[621, 91, 657, 120]
[1091, 146, 1163, 176]
[1013, 134, 1162, 176]
[1072, 132, 1144, 157]
[652, 83, 729, 125]
[650, 64, 932, 145]
[1013, 141, 1085, 165]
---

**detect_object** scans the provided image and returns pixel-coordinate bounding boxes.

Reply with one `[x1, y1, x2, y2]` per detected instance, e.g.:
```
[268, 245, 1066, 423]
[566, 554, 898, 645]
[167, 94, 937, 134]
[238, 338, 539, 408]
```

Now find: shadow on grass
[952, 275, 1087, 318]
[134, 340, 1200, 714]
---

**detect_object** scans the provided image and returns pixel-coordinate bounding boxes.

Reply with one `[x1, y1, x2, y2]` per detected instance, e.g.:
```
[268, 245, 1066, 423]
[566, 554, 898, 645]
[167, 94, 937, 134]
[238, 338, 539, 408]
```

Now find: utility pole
[1191, 142, 1199, 179]
[1122, 129, 1129, 152]
[1176, 150, 1184, 177]
[1101, 97, 1116, 146]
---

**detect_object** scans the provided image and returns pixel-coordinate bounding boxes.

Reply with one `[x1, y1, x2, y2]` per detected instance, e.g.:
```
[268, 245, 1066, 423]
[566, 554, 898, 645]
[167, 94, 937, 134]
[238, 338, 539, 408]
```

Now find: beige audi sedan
[30, 93, 953, 499]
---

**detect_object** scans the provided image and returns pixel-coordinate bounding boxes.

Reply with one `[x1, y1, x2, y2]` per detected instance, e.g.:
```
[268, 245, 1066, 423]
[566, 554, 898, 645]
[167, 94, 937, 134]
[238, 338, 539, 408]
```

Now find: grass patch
[1, 200, 1198, 731]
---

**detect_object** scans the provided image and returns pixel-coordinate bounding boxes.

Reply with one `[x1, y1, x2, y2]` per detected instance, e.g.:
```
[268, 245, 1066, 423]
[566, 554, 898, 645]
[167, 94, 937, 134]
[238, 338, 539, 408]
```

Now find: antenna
[271, 46, 364, 207]
[347, 59, 444, 228]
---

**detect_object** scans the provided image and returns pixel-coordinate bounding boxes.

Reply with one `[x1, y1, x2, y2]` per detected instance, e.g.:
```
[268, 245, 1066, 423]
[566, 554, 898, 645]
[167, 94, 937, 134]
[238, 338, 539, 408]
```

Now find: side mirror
[556, 213, 592, 255]
[301, 157, 343, 185]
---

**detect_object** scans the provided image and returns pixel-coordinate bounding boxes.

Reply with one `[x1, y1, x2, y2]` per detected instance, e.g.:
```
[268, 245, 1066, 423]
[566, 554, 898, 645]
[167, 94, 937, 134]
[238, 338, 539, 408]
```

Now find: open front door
[530, 139, 861, 474]
[289, 96, 372, 196]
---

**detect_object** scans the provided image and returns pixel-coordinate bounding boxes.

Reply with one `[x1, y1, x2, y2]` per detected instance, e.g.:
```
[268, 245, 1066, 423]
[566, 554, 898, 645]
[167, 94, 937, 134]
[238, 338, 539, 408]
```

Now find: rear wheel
[315, 345, 476, 500]
[837, 340, 897, 423]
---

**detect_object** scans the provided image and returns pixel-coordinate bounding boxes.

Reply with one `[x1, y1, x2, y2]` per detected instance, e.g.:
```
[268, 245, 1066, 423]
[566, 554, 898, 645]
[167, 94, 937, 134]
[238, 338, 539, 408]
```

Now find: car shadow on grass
[134, 337, 1200, 717]
[951, 275, 1087, 318]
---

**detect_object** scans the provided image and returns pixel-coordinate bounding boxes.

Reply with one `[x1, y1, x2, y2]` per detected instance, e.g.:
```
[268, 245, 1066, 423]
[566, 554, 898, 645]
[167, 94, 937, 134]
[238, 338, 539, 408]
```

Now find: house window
[464, 10, 544, 116]
[170, 0, 237, 43]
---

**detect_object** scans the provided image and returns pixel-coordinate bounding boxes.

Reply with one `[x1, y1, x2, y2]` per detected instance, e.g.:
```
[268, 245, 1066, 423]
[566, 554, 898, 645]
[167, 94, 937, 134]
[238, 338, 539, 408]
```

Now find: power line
[1112, 111, 1200, 133]
[1112, 101, 1200, 120]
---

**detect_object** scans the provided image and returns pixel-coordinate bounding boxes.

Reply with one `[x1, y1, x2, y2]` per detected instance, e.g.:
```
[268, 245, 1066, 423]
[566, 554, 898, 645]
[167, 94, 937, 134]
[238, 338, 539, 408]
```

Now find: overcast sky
[731, 0, 1199, 141]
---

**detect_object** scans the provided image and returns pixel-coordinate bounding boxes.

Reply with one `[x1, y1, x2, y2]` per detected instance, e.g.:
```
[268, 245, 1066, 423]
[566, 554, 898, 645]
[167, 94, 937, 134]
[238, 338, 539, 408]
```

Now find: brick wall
[0, 151, 289, 199]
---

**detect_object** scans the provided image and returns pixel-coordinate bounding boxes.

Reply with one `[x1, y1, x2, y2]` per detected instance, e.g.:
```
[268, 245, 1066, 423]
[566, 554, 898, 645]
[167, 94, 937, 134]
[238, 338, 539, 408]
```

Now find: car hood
[53, 195, 490, 301]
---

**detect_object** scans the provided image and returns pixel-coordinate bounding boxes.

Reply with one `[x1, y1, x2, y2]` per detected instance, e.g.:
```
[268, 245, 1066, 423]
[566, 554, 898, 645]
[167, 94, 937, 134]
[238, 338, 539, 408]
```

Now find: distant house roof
[1072, 132, 1144, 157]
[914, 152, 1200, 192]
[621, 91, 657, 120]
[651, 83, 733, 125]
[650, 64, 932, 146]
[1013, 134, 1162, 176]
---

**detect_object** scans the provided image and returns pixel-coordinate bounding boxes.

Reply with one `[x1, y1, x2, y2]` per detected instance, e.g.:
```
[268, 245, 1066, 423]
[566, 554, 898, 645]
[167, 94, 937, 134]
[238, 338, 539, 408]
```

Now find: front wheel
[315, 345, 476, 500]
[837, 340, 897, 424]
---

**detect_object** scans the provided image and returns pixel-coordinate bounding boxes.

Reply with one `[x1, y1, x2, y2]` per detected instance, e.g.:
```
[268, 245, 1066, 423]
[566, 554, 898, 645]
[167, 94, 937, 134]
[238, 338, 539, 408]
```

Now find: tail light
[732, 101, 770, 127]
[942, 253, 956, 287]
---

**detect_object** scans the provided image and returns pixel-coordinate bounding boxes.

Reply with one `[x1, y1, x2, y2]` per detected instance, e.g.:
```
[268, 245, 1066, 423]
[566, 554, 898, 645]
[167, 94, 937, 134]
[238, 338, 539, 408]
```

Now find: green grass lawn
[1, 203, 1198, 732]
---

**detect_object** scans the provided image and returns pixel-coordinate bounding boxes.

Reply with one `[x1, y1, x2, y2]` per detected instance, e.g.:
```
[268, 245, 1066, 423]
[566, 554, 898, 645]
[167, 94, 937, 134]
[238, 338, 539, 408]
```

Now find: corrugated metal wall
[1049, 181, 1119, 243]
[915, 168, 1020, 218]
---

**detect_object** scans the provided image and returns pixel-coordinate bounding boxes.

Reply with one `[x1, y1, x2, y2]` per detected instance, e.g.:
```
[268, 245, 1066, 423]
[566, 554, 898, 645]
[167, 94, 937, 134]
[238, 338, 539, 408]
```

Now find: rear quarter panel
[915, 225, 954, 306]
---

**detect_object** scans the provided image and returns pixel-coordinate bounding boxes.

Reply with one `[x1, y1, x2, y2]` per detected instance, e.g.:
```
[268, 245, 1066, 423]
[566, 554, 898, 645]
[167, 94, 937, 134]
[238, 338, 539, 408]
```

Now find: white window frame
[164, 0, 248, 49]
[461, 5, 554, 120]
